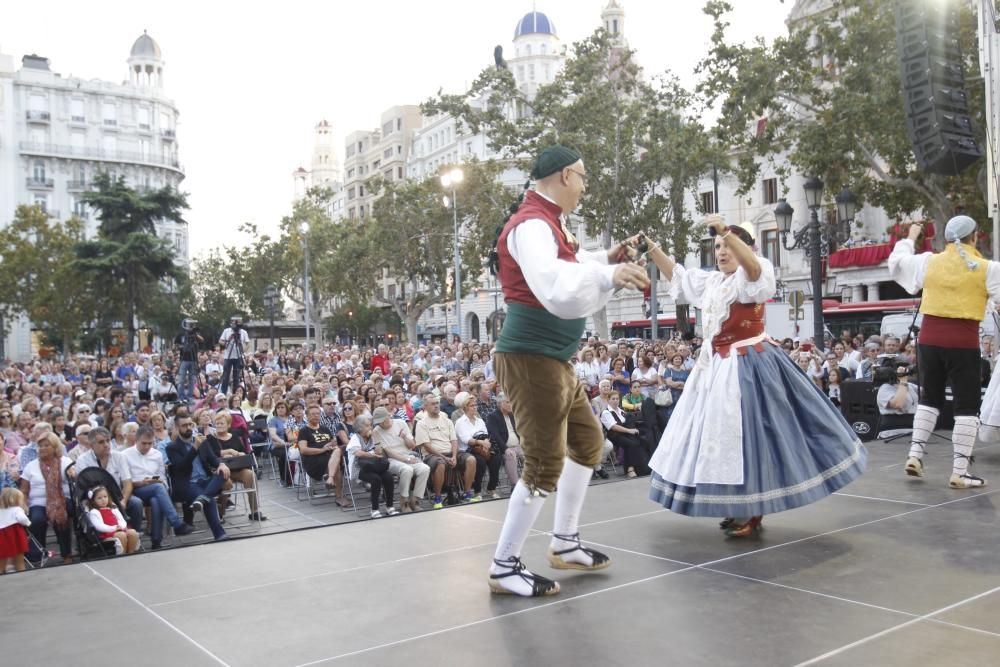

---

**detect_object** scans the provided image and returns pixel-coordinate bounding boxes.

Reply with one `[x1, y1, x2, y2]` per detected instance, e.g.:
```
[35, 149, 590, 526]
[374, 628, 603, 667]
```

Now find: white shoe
[386, 507, 399, 516]
[370, 510, 382, 519]
[949, 473, 987, 489]
[904, 457, 924, 478]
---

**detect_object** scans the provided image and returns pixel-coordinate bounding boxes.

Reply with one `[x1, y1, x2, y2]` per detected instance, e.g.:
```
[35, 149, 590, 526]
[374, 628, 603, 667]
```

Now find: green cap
[530, 145, 582, 180]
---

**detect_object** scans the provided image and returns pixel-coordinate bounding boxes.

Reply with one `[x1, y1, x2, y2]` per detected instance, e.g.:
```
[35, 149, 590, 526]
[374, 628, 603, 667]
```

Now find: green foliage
[697, 0, 986, 242]
[75, 172, 188, 351]
[0, 205, 102, 354]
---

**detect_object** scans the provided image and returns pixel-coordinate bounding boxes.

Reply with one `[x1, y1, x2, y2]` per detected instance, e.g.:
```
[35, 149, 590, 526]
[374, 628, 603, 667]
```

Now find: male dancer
[489, 145, 649, 596]
[888, 216, 1000, 488]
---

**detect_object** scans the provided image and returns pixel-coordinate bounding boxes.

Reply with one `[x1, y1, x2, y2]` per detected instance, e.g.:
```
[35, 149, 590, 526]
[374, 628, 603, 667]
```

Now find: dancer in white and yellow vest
[888, 216, 1000, 488]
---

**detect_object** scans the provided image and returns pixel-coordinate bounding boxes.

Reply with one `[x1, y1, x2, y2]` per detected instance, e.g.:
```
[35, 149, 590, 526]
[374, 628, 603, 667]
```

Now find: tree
[0, 205, 103, 355]
[425, 30, 716, 337]
[365, 160, 514, 343]
[77, 173, 189, 351]
[696, 0, 986, 245]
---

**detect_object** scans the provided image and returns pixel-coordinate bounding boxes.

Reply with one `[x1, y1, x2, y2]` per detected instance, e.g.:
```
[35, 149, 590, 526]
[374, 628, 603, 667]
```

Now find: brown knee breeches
[494, 352, 604, 492]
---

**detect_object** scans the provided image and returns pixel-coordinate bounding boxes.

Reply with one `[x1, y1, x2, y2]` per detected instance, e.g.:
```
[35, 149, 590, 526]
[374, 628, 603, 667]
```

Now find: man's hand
[193, 434, 206, 449]
[613, 263, 650, 291]
[609, 234, 645, 264]
[218, 462, 231, 481]
[907, 222, 922, 242]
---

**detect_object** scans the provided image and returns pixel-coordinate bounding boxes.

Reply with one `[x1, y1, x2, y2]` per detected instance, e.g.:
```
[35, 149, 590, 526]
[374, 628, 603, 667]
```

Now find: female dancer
[644, 219, 867, 537]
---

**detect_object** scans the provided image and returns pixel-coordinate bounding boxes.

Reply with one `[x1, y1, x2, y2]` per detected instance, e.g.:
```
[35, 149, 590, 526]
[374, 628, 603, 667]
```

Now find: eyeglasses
[566, 168, 588, 185]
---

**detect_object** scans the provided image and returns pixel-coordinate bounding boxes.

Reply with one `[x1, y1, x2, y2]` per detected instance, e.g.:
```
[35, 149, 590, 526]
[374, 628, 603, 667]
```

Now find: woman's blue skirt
[649, 344, 867, 517]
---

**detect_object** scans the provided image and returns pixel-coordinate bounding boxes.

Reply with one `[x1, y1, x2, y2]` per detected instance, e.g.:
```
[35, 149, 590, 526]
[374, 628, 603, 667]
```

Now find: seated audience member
[414, 394, 473, 509]
[165, 415, 227, 541]
[19, 432, 76, 564]
[122, 426, 192, 548]
[371, 406, 428, 513]
[600, 392, 651, 478]
[346, 415, 397, 519]
[454, 392, 498, 501]
[76, 427, 144, 532]
[267, 401, 294, 488]
[296, 405, 344, 496]
[876, 365, 919, 432]
[485, 392, 524, 486]
[85, 484, 139, 555]
[204, 411, 266, 521]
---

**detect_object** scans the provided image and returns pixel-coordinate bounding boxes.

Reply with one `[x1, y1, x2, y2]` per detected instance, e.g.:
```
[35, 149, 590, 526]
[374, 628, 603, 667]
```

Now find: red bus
[610, 316, 696, 340]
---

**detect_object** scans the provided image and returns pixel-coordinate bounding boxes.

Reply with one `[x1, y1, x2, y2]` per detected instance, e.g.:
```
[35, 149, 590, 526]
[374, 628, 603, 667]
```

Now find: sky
[1, 0, 793, 258]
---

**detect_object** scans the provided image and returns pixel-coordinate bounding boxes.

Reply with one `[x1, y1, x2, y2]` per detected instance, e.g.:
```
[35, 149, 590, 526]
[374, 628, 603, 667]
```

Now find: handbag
[471, 431, 492, 461]
[654, 387, 673, 407]
[222, 454, 253, 471]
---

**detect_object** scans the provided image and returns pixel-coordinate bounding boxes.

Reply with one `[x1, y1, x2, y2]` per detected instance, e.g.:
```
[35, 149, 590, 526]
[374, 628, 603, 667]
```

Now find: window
[103, 102, 117, 126]
[517, 65, 525, 81]
[699, 238, 716, 269]
[613, 19, 619, 34]
[359, 205, 365, 218]
[466, 141, 473, 155]
[543, 64, 550, 80]
[29, 94, 47, 112]
[347, 168, 355, 179]
[397, 166, 403, 179]
[384, 169, 393, 180]
[139, 139, 149, 159]
[396, 118, 402, 131]
[541, 43, 548, 55]
[396, 145, 402, 155]
[761, 229, 780, 266]
[348, 207, 356, 219]
[347, 187, 356, 200]
[73, 198, 88, 219]
[359, 185, 365, 197]
[32, 160, 46, 181]
[529, 64, 535, 81]
[700, 191, 716, 214]
[526, 45, 532, 56]
[346, 145, 356, 157]
[34, 195, 48, 211]
[137, 107, 151, 130]
[384, 147, 393, 159]
[762, 177, 778, 205]
[382, 121, 393, 136]
[387, 284, 396, 299]
[70, 98, 85, 122]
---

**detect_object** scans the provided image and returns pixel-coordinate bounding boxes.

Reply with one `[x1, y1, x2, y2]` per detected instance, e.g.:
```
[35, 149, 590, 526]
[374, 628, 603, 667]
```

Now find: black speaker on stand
[896, 0, 982, 176]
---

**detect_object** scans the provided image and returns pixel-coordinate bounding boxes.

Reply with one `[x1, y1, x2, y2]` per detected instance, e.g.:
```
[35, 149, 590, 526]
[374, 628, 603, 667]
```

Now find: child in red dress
[86, 486, 139, 555]
[0, 487, 31, 572]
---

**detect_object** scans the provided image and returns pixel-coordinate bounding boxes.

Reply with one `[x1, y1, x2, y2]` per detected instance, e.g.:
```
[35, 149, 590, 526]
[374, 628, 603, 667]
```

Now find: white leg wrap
[952, 416, 980, 477]
[908, 405, 940, 460]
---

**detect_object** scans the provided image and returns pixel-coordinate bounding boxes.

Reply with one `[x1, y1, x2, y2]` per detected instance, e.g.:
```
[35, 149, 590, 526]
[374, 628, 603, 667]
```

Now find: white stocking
[490, 481, 547, 596]
[908, 405, 939, 460]
[550, 458, 595, 567]
[952, 416, 979, 477]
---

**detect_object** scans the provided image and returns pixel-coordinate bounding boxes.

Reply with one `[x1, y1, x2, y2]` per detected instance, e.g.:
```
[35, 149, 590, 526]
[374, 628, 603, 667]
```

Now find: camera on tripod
[181, 318, 200, 333]
[873, 357, 912, 386]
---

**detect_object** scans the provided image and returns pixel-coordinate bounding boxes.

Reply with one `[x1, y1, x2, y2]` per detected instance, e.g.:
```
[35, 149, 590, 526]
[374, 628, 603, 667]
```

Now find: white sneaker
[386, 507, 399, 516]
[370, 510, 382, 519]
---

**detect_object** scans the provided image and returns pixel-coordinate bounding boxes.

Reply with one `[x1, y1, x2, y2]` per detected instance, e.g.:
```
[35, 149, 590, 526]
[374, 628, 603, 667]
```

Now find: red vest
[497, 191, 578, 308]
[96, 507, 119, 539]
[712, 303, 766, 349]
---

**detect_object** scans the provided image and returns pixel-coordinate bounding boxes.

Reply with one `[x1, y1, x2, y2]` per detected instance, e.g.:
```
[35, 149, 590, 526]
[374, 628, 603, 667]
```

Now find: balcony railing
[162, 129, 176, 139]
[26, 177, 54, 189]
[70, 115, 86, 124]
[26, 110, 50, 122]
[103, 119, 118, 127]
[67, 180, 88, 190]
[18, 142, 183, 172]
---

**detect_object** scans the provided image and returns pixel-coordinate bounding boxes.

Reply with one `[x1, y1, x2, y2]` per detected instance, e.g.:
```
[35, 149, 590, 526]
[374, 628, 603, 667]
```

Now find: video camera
[873, 357, 913, 386]
[181, 318, 199, 333]
[229, 315, 243, 333]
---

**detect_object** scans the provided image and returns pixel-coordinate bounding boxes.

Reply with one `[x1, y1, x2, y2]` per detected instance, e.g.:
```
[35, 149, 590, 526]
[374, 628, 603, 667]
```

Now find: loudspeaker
[840, 380, 879, 442]
[895, 0, 982, 176]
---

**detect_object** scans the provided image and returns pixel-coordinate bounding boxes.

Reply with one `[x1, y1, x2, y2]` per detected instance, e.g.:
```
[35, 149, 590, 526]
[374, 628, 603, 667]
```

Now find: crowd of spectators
[1, 326, 994, 571]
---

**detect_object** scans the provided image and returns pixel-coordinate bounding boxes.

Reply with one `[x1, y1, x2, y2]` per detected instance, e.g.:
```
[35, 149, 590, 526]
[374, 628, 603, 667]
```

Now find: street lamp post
[263, 284, 278, 352]
[441, 167, 464, 343]
[774, 178, 856, 353]
[300, 222, 311, 351]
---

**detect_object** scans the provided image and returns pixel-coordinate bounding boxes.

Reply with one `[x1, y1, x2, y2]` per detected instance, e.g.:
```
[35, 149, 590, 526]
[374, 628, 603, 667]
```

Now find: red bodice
[712, 303, 766, 350]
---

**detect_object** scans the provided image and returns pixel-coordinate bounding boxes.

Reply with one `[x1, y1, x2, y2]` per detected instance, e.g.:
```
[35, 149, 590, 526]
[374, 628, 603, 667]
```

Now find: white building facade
[0, 32, 185, 360]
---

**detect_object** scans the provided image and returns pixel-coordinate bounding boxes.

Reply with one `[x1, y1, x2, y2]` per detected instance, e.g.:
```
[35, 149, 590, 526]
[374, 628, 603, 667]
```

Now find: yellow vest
[920, 243, 988, 321]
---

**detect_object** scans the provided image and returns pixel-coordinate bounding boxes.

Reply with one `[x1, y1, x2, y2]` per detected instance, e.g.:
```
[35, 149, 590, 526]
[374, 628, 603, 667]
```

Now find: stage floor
[6, 436, 1000, 667]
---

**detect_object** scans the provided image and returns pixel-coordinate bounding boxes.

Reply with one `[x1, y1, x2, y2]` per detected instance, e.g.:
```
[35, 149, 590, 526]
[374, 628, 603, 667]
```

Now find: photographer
[875, 361, 919, 432]
[174, 319, 203, 403]
[218, 316, 249, 396]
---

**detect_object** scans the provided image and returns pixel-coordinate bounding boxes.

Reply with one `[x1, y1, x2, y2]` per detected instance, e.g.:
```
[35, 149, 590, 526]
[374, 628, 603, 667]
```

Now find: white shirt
[0, 506, 30, 530]
[889, 238, 1000, 298]
[575, 360, 602, 387]
[77, 449, 133, 486]
[372, 419, 416, 461]
[631, 366, 659, 398]
[506, 193, 617, 319]
[219, 327, 251, 360]
[205, 361, 223, 376]
[21, 456, 74, 507]
[454, 414, 488, 452]
[600, 407, 627, 432]
[121, 446, 166, 481]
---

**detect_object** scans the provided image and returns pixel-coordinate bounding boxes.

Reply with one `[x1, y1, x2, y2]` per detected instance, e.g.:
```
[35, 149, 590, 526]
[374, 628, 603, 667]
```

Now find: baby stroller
[73, 467, 128, 560]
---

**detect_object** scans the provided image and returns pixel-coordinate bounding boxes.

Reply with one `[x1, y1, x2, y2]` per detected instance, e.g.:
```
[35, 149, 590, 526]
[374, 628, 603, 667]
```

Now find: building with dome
[0, 31, 185, 360]
[509, 10, 564, 102]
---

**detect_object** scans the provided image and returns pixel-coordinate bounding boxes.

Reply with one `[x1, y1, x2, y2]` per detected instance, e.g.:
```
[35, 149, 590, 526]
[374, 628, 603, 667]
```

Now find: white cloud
[1, 0, 789, 258]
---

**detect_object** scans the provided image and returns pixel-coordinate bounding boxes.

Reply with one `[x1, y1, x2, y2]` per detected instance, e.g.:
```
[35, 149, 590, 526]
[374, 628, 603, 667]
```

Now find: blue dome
[514, 11, 557, 39]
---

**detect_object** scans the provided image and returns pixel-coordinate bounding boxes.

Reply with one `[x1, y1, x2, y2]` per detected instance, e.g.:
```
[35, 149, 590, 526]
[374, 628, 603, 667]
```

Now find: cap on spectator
[372, 406, 391, 423]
